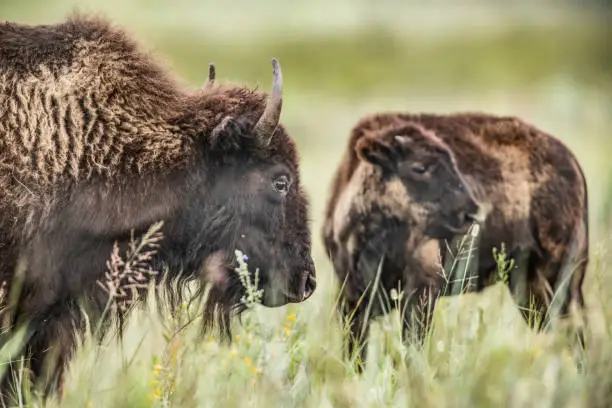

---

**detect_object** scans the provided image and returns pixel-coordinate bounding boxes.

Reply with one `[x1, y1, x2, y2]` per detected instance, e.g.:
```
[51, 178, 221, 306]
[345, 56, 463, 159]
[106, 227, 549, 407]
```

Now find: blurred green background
[2, 0, 611, 321]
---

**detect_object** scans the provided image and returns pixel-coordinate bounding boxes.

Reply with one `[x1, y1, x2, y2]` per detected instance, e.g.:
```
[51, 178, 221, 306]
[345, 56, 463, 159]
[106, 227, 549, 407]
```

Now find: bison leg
[528, 175, 589, 369]
[569, 276, 588, 373]
[517, 252, 588, 372]
[508, 248, 561, 331]
[401, 243, 443, 348]
[29, 313, 79, 397]
[569, 262, 588, 353]
[539, 256, 588, 370]
[505, 246, 535, 324]
[565, 260, 588, 373]
[400, 285, 437, 348]
[0, 305, 80, 403]
[339, 298, 372, 373]
[338, 242, 393, 372]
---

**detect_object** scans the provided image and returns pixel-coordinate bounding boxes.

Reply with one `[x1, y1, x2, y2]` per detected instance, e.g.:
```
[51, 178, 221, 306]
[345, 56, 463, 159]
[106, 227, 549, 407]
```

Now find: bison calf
[322, 112, 589, 370]
[0, 14, 316, 398]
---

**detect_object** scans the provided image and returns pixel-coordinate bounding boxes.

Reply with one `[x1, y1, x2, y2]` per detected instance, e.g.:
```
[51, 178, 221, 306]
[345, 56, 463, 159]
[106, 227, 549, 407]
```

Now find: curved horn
[203, 62, 216, 90]
[253, 58, 283, 146]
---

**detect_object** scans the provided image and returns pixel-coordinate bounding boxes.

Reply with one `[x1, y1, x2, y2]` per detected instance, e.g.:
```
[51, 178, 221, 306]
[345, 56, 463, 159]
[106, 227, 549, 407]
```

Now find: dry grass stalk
[96, 221, 165, 313]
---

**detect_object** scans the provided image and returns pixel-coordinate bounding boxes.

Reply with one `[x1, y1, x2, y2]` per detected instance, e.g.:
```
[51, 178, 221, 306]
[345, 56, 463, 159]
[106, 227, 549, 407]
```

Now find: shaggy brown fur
[0, 13, 316, 400]
[322, 112, 589, 370]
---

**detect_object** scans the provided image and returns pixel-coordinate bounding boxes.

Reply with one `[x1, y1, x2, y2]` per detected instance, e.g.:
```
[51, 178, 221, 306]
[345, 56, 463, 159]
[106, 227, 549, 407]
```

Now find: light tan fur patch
[331, 161, 427, 252]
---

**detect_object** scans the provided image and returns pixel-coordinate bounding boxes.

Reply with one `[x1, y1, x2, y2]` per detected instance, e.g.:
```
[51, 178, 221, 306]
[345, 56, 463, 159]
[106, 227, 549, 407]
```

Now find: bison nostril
[300, 272, 316, 301]
[305, 275, 316, 297]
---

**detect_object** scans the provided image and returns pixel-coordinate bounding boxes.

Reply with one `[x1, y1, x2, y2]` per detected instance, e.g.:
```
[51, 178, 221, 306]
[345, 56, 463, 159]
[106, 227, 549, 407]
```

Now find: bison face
[172, 97, 316, 310]
[181, 58, 316, 310]
[199, 155, 316, 308]
[356, 123, 482, 241]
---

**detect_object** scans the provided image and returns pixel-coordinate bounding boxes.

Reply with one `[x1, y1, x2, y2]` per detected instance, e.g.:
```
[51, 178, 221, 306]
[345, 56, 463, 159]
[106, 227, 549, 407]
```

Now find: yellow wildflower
[530, 346, 543, 360]
[283, 321, 292, 337]
[287, 313, 297, 323]
[244, 356, 252, 367]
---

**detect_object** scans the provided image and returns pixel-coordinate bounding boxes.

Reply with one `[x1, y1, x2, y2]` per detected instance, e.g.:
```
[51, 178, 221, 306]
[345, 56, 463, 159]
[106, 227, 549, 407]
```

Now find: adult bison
[322, 112, 589, 370]
[0, 14, 316, 398]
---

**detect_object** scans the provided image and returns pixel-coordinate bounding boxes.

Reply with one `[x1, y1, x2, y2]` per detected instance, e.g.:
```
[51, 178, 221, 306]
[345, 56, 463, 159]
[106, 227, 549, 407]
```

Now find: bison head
[9, 58, 315, 343]
[355, 123, 482, 240]
[176, 59, 316, 318]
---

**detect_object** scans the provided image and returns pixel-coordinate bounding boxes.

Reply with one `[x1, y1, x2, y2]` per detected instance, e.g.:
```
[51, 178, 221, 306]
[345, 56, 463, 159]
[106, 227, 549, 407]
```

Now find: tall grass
[0, 221, 609, 408]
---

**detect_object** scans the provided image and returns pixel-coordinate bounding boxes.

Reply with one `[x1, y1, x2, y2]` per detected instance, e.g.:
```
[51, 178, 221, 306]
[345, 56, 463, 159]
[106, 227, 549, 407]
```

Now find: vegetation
[2, 222, 610, 407]
[0, 1, 611, 407]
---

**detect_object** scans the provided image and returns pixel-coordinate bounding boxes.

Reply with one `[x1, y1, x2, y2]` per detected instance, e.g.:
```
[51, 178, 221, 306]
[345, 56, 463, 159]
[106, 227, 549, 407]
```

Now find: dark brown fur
[322, 112, 589, 370]
[0, 14, 316, 400]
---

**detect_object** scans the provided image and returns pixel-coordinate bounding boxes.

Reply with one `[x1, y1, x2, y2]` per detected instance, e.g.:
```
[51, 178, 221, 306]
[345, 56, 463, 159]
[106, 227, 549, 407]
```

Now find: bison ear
[356, 135, 403, 172]
[207, 115, 254, 153]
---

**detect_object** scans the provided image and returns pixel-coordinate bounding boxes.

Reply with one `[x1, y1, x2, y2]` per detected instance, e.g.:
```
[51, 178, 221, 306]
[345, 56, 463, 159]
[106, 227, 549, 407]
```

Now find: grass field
[1, 1, 612, 407]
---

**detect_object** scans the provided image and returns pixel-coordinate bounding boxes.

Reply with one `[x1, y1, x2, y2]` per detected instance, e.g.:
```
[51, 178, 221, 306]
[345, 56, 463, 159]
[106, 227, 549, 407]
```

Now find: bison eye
[273, 175, 291, 196]
[410, 163, 428, 175]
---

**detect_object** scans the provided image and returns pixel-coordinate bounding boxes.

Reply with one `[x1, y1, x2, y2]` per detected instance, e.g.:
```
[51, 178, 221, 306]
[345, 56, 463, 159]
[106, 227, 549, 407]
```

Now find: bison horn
[253, 58, 283, 146]
[203, 62, 215, 90]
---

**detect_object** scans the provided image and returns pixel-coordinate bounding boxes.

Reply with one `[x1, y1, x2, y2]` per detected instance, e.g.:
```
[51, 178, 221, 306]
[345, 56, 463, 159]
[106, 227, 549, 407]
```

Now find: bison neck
[18, 164, 223, 312]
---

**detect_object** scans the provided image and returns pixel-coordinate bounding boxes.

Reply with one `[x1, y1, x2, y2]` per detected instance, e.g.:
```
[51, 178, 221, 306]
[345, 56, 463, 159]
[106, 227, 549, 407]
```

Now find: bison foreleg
[400, 285, 437, 348]
[0, 303, 81, 403]
[504, 245, 535, 323]
[27, 308, 81, 398]
[339, 298, 371, 373]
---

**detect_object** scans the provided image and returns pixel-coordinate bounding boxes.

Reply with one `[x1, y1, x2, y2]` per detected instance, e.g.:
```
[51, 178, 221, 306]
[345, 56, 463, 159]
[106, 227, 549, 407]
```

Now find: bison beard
[323, 112, 589, 372]
[0, 14, 316, 401]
